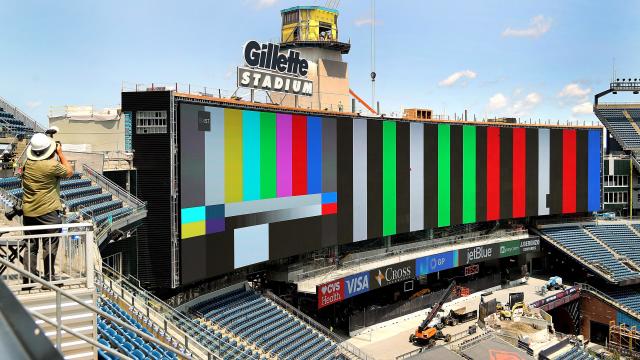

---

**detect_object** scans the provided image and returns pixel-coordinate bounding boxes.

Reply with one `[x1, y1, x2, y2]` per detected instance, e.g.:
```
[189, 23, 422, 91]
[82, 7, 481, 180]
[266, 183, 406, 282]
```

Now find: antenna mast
[370, 0, 376, 110]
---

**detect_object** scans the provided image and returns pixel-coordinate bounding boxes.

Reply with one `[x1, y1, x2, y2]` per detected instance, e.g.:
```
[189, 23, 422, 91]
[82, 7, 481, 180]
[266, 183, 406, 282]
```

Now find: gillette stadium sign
[237, 40, 313, 96]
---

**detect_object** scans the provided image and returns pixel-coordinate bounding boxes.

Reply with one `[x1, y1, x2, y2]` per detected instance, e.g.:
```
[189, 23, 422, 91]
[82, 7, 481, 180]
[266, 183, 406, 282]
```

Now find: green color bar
[260, 112, 277, 199]
[438, 124, 450, 227]
[462, 126, 476, 223]
[383, 121, 397, 236]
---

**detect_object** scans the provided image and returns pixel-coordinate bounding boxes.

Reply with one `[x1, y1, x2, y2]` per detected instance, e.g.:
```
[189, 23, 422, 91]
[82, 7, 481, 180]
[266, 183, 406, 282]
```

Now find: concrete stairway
[18, 287, 97, 360]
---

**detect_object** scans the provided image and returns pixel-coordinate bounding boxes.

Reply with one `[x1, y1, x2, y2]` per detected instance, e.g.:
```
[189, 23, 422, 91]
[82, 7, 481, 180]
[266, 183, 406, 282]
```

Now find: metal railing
[0, 257, 187, 360]
[296, 229, 529, 283]
[0, 95, 46, 133]
[82, 164, 145, 209]
[81, 163, 147, 241]
[0, 223, 94, 291]
[577, 283, 640, 321]
[263, 290, 375, 360]
[99, 264, 251, 360]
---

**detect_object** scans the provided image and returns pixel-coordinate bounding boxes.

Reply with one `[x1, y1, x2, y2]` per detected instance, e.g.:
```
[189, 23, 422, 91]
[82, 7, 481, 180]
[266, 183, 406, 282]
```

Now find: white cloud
[255, 0, 278, 9]
[438, 70, 477, 87]
[558, 83, 591, 99]
[26, 100, 41, 109]
[486, 92, 542, 116]
[487, 93, 508, 111]
[502, 15, 552, 38]
[572, 102, 593, 115]
[510, 92, 542, 116]
[354, 17, 382, 27]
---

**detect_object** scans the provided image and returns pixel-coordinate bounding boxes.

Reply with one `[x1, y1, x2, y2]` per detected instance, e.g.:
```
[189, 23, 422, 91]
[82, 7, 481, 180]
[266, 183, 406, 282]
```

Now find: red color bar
[322, 203, 337, 215]
[292, 115, 308, 195]
[512, 128, 526, 218]
[486, 127, 501, 221]
[562, 129, 577, 213]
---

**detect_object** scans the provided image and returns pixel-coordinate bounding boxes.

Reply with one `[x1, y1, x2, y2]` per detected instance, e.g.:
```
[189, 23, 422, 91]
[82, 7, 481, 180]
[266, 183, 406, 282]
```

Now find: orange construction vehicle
[409, 281, 456, 347]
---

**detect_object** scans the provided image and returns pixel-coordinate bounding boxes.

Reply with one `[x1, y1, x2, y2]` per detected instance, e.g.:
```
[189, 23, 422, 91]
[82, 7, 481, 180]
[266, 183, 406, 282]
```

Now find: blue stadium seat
[189, 287, 339, 359]
[542, 226, 640, 281]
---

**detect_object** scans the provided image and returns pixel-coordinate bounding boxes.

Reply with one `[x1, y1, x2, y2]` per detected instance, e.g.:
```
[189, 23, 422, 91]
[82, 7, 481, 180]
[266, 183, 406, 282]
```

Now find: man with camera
[21, 132, 73, 283]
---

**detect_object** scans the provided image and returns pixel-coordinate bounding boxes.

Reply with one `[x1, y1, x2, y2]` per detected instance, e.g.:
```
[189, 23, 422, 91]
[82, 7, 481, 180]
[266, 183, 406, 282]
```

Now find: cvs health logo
[344, 272, 370, 299]
[317, 279, 344, 309]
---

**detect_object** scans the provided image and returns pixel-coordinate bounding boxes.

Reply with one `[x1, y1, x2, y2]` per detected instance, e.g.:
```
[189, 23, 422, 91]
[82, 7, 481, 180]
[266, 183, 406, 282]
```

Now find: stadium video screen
[179, 103, 602, 284]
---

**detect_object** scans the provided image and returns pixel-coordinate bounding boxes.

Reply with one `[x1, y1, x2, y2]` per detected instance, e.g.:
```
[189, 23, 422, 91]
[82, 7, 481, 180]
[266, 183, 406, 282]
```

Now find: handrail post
[56, 291, 62, 350]
[85, 228, 94, 289]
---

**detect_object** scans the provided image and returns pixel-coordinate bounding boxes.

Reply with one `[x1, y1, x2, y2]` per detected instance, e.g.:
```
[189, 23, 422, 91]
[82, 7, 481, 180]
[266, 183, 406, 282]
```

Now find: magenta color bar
[277, 113, 293, 197]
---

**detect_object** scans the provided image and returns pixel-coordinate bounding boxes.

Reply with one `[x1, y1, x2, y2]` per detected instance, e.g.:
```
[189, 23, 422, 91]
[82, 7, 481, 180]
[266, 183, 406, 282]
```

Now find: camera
[5, 200, 23, 221]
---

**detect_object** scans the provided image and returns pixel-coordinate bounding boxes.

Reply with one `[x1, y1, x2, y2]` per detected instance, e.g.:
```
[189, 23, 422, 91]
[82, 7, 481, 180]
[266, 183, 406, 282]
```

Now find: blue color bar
[307, 116, 323, 194]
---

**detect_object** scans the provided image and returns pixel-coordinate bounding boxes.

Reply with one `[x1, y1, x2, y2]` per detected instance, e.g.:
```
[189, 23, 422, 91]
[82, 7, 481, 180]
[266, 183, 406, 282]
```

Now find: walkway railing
[263, 290, 375, 360]
[99, 264, 252, 360]
[577, 283, 640, 322]
[296, 229, 529, 283]
[82, 164, 145, 209]
[0, 223, 94, 291]
[82, 164, 147, 242]
[0, 95, 46, 133]
[0, 257, 186, 360]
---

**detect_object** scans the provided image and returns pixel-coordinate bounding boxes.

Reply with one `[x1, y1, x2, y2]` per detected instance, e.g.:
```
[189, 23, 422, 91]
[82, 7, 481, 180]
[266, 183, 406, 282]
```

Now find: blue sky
[1, 0, 639, 126]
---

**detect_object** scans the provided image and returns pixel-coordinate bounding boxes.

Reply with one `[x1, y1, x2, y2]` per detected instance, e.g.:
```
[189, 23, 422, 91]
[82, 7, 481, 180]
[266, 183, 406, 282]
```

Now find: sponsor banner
[520, 238, 541, 253]
[415, 250, 457, 277]
[499, 240, 521, 258]
[344, 272, 370, 299]
[317, 278, 344, 309]
[369, 260, 415, 290]
[458, 243, 500, 265]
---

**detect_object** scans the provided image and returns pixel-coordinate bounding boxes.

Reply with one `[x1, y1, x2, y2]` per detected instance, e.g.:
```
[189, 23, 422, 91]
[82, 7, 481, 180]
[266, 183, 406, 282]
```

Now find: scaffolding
[608, 320, 640, 357]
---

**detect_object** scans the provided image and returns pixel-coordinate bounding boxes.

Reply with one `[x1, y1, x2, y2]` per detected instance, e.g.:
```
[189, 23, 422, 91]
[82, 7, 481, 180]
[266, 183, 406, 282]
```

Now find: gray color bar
[410, 122, 425, 231]
[353, 118, 368, 241]
[538, 129, 550, 215]
[225, 194, 322, 217]
[205, 106, 225, 205]
[322, 117, 337, 192]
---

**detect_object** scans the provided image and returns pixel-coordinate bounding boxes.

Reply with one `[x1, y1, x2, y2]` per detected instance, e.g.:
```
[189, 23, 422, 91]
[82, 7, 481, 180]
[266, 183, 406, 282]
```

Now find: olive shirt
[22, 159, 68, 217]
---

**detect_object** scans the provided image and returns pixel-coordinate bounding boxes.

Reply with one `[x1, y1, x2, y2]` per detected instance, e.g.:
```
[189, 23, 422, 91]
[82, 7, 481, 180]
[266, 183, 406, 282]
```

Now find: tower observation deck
[280, 6, 351, 54]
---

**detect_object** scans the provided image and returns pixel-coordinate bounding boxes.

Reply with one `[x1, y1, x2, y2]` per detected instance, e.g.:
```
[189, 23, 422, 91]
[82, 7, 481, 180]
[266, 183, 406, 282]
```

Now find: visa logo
[345, 273, 369, 298]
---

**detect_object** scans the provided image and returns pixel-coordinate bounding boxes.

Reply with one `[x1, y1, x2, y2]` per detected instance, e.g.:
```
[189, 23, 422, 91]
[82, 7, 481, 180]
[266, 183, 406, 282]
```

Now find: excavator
[409, 280, 456, 347]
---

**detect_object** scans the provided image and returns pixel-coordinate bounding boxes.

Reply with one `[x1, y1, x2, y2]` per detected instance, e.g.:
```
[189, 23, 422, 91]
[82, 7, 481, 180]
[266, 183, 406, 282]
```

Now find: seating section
[0, 173, 133, 226]
[175, 318, 262, 360]
[541, 226, 640, 281]
[0, 107, 34, 136]
[585, 225, 640, 265]
[97, 297, 183, 360]
[595, 108, 640, 149]
[556, 346, 596, 360]
[606, 288, 640, 313]
[189, 287, 341, 360]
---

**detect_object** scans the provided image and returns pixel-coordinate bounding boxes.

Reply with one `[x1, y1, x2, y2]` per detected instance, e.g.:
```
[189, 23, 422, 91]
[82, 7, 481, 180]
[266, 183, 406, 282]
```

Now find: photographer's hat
[27, 133, 55, 161]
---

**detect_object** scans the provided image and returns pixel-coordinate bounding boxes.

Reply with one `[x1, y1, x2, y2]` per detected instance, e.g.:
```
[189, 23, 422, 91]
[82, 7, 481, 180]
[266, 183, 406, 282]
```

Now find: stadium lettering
[243, 40, 309, 76]
[384, 266, 412, 282]
[467, 246, 492, 264]
[345, 275, 369, 294]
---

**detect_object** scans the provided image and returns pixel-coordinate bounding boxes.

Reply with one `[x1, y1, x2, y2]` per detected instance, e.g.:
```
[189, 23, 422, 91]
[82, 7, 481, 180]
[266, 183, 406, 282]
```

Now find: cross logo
[375, 270, 385, 287]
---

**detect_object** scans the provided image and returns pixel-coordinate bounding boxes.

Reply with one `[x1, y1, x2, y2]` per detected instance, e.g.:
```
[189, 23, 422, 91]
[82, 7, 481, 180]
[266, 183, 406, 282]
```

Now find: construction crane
[409, 280, 456, 347]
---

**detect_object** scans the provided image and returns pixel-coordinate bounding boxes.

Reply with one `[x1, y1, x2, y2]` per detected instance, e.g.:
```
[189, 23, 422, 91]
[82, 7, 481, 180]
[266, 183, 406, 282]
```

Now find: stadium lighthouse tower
[272, 6, 351, 111]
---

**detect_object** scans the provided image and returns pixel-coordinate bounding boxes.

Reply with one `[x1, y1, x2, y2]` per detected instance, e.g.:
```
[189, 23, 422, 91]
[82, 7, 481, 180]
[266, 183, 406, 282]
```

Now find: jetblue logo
[344, 273, 370, 298]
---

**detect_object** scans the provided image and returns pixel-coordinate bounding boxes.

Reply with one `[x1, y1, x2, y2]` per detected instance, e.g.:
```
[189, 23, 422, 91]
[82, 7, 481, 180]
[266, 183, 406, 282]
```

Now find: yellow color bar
[181, 221, 206, 239]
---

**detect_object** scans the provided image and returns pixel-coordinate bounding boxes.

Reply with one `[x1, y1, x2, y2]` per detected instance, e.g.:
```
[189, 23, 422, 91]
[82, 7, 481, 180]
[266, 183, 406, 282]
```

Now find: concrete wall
[49, 115, 125, 152]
